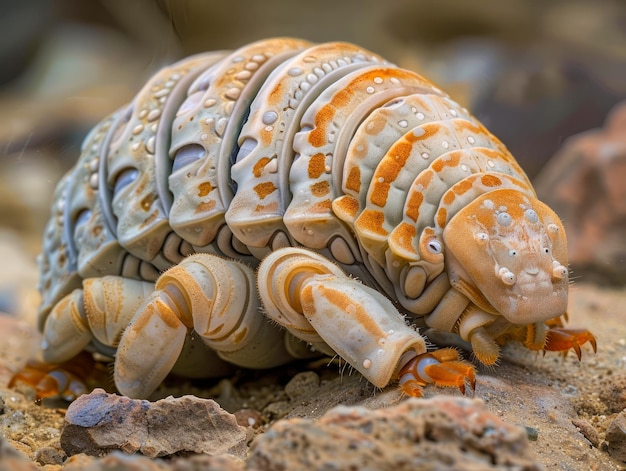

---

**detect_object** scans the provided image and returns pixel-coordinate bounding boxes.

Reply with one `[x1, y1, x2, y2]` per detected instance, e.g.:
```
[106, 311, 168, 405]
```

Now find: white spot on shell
[488, 160, 495, 168]
[442, 140, 449, 149]
[450, 109, 458, 116]
[373, 77, 383, 84]
[139, 109, 148, 119]
[288, 67, 303, 76]
[245, 62, 259, 71]
[413, 128, 426, 138]
[132, 124, 144, 135]
[235, 70, 252, 81]
[467, 136, 476, 144]
[378, 177, 384, 183]
[264, 125, 273, 132]
[421, 152, 429, 159]
[204, 98, 217, 108]
[262, 111, 278, 125]
[390, 77, 400, 84]
[154, 88, 169, 98]
[200, 133, 208, 140]
[366, 86, 375, 94]
[416, 112, 425, 120]
[398, 120, 408, 128]
[483, 199, 495, 209]
[363, 359, 372, 369]
[461, 164, 468, 172]
[89, 173, 99, 189]
[300, 81, 311, 92]
[131, 142, 141, 152]
[147, 109, 161, 122]
[146, 136, 155, 154]
[225, 88, 241, 100]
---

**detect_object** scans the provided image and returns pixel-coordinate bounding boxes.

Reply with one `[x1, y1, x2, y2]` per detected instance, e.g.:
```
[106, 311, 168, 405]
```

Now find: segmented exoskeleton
[34, 38, 595, 399]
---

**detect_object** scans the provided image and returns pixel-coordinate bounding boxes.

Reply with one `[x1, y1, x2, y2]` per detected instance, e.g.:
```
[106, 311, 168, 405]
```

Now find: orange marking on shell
[436, 207, 447, 229]
[254, 182, 277, 199]
[308, 153, 327, 179]
[254, 201, 280, 213]
[358, 209, 387, 236]
[456, 179, 474, 195]
[442, 191, 456, 206]
[405, 190, 424, 222]
[308, 68, 430, 148]
[345, 166, 361, 192]
[310, 181, 330, 197]
[194, 199, 217, 214]
[363, 115, 386, 135]
[432, 151, 462, 173]
[333, 195, 359, 219]
[268, 82, 283, 107]
[310, 199, 332, 213]
[390, 222, 417, 253]
[197, 182, 215, 197]
[140, 193, 156, 211]
[253, 157, 272, 177]
[481, 174, 502, 187]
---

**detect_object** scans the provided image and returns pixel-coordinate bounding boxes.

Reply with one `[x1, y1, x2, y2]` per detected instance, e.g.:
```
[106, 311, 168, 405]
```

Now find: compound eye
[427, 239, 442, 255]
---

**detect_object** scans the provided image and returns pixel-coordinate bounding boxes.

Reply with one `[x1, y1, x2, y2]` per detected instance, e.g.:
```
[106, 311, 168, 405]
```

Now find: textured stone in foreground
[605, 409, 626, 462]
[61, 388, 247, 458]
[248, 396, 541, 470]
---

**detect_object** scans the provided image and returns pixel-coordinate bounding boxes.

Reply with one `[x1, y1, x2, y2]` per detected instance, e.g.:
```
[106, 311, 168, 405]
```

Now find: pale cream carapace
[28, 37, 594, 400]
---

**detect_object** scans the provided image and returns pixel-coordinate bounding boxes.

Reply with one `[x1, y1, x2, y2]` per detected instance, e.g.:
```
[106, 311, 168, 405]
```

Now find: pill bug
[33, 37, 595, 399]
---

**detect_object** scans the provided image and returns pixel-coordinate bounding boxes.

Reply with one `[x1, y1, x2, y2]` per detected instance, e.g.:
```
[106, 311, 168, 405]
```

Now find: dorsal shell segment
[285, 66, 445, 256]
[226, 43, 386, 252]
[167, 38, 311, 249]
[63, 114, 132, 281]
[104, 53, 222, 269]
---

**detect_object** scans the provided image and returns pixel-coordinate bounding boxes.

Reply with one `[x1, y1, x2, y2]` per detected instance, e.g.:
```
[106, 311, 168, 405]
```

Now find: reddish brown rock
[534, 100, 626, 285]
[247, 396, 541, 470]
[61, 388, 247, 459]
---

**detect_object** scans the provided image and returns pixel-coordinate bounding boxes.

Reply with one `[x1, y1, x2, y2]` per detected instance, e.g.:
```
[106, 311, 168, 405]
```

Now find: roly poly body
[35, 38, 595, 399]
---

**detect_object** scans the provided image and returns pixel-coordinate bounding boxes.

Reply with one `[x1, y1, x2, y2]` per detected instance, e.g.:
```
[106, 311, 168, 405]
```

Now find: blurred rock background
[0, 0, 624, 322]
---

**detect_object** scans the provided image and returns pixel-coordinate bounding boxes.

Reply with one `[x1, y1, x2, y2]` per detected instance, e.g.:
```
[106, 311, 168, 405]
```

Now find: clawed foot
[397, 348, 476, 397]
[8, 352, 104, 402]
[544, 328, 597, 360]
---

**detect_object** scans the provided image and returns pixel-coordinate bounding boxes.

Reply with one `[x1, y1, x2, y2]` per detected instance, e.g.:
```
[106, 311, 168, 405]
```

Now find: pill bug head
[443, 189, 569, 324]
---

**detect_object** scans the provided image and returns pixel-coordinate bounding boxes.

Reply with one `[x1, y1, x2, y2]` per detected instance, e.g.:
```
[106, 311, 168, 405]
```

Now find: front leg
[523, 319, 597, 360]
[258, 247, 475, 396]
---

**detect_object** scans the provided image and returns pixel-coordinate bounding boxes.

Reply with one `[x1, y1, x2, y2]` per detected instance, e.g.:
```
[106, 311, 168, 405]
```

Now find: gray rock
[61, 388, 247, 458]
[248, 396, 542, 470]
[605, 409, 626, 462]
[0, 436, 38, 471]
